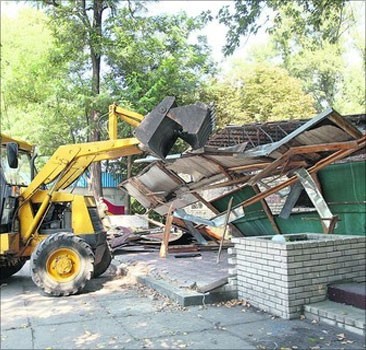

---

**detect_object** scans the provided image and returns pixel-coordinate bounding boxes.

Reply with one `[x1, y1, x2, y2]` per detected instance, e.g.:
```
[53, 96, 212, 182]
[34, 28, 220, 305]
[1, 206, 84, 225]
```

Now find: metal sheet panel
[137, 164, 179, 192]
[167, 156, 221, 181]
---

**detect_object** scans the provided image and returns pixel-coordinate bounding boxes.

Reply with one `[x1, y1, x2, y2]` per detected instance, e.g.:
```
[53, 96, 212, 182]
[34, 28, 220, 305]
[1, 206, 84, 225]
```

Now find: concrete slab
[114, 250, 237, 306]
[0, 327, 33, 350]
[226, 317, 365, 350]
[114, 250, 230, 290]
[137, 275, 237, 306]
[187, 304, 269, 326]
[118, 310, 213, 339]
[98, 297, 159, 317]
[132, 329, 255, 350]
[33, 317, 136, 349]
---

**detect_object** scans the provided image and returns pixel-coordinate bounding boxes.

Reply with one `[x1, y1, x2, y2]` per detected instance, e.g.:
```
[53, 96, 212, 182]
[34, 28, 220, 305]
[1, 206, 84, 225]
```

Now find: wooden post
[217, 197, 233, 264]
[159, 204, 174, 258]
[126, 155, 132, 214]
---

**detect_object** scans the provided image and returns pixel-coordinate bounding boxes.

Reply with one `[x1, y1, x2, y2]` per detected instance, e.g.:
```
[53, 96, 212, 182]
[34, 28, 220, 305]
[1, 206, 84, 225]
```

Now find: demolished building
[121, 108, 366, 237]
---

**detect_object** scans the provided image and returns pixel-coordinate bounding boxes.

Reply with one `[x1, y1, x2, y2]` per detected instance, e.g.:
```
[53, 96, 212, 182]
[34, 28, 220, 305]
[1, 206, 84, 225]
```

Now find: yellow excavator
[0, 96, 215, 296]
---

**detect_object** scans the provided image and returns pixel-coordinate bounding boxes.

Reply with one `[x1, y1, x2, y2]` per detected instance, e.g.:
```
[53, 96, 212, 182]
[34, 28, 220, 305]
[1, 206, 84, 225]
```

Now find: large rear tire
[0, 257, 27, 280]
[30, 233, 94, 296]
[93, 244, 112, 278]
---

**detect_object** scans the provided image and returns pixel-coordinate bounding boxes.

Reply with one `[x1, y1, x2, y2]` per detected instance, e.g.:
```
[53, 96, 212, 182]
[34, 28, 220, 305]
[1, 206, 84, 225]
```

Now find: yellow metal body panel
[0, 234, 10, 253]
[72, 195, 95, 234]
[17, 189, 97, 249]
[21, 138, 141, 201]
[108, 104, 144, 139]
[0, 233, 20, 254]
[1, 133, 34, 153]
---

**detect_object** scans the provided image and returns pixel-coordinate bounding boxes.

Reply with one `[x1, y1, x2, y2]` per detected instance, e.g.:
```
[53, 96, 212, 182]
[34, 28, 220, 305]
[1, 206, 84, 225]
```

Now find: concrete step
[328, 282, 366, 310]
[304, 300, 366, 336]
[137, 275, 238, 306]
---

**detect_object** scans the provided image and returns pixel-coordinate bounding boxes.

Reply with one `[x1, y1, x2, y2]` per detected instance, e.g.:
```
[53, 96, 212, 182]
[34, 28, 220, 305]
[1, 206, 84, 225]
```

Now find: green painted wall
[211, 161, 366, 236]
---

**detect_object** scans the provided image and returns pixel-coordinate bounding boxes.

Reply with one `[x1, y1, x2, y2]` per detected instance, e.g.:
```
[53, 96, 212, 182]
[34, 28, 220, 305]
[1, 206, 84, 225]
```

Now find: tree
[1, 7, 79, 157]
[105, 10, 214, 113]
[201, 63, 316, 127]
[217, 0, 348, 56]
[40, 0, 120, 199]
[216, 1, 363, 111]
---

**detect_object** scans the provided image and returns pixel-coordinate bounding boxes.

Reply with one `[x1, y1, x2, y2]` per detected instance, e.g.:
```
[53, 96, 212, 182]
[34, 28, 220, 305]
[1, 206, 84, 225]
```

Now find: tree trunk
[89, 0, 104, 200]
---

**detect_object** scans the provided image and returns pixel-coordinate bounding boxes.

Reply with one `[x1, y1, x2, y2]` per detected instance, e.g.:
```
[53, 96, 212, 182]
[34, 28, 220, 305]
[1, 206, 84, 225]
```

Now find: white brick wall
[232, 234, 366, 319]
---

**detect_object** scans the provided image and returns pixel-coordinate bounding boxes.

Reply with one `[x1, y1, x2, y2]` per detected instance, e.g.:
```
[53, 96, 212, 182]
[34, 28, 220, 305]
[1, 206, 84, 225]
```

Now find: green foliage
[105, 10, 215, 114]
[0, 8, 78, 156]
[217, 0, 347, 55]
[201, 63, 316, 127]
[334, 63, 366, 114]
[217, 0, 364, 113]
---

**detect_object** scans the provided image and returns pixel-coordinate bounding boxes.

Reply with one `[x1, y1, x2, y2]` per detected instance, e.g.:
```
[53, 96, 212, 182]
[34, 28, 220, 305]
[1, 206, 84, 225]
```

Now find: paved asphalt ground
[1, 261, 365, 350]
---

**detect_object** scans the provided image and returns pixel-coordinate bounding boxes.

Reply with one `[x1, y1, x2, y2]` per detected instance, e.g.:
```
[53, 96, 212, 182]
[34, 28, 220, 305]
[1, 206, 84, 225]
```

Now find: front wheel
[30, 233, 94, 296]
[93, 244, 112, 278]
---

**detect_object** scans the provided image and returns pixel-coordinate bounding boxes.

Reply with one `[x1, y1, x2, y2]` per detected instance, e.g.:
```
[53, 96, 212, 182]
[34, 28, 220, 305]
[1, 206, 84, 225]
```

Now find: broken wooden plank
[247, 140, 359, 186]
[217, 197, 233, 263]
[329, 112, 363, 139]
[174, 253, 202, 259]
[159, 203, 174, 258]
[192, 191, 243, 238]
[168, 245, 199, 253]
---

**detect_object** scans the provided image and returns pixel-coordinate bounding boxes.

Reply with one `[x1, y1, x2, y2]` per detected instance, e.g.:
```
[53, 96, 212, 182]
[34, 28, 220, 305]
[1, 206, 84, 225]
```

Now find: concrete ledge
[305, 300, 366, 336]
[137, 275, 238, 307]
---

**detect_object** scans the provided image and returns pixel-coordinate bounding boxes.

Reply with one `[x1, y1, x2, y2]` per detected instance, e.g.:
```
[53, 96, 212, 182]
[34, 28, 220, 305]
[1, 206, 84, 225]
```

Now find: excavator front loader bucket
[134, 96, 216, 159]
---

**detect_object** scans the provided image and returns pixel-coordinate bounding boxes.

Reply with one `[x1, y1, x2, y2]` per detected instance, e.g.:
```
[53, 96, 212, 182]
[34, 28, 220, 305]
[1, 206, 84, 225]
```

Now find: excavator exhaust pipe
[134, 96, 216, 159]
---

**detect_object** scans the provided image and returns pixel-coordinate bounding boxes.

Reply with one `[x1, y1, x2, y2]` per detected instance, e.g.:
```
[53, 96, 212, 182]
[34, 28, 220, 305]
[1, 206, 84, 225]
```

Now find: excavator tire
[30, 232, 94, 296]
[0, 257, 27, 280]
[93, 244, 112, 278]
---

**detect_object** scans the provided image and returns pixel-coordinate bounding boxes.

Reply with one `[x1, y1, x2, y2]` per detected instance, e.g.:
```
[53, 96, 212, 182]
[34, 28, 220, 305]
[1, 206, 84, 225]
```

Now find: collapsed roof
[120, 108, 365, 236]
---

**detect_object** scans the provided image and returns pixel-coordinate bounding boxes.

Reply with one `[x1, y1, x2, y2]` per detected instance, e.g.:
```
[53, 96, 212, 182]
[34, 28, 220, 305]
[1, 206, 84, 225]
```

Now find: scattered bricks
[228, 257, 237, 265]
